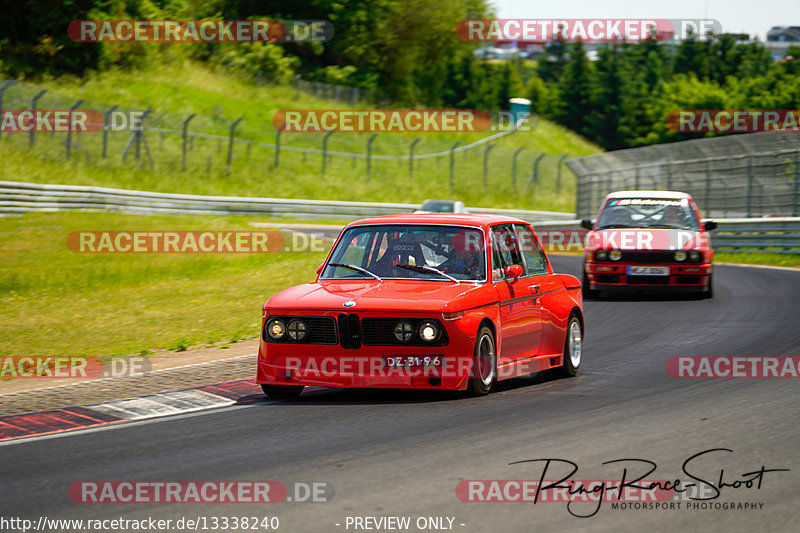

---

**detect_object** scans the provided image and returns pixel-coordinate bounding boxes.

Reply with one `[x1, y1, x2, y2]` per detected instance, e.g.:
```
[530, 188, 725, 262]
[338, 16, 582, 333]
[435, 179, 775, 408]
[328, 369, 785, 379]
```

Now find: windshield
[597, 197, 700, 231]
[321, 224, 487, 282]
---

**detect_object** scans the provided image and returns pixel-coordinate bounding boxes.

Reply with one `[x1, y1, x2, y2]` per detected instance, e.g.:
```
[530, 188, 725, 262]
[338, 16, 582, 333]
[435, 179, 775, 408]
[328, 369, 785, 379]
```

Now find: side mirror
[580, 219, 594, 230]
[316, 263, 325, 275]
[704, 220, 717, 231]
[504, 264, 524, 279]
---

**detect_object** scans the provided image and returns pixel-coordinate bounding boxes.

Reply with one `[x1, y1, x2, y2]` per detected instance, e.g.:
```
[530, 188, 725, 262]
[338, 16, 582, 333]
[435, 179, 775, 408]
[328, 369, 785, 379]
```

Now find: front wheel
[700, 273, 714, 299]
[553, 315, 582, 378]
[467, 326, 497, 396]
[261, 383, 304, 399]
[582, 271, 598, 300]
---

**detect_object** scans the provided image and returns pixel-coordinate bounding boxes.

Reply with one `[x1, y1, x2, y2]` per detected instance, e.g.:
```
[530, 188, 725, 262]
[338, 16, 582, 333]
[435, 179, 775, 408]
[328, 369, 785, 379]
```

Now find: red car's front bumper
[584, 261, 712, 292]
[256, 317, 476, 390]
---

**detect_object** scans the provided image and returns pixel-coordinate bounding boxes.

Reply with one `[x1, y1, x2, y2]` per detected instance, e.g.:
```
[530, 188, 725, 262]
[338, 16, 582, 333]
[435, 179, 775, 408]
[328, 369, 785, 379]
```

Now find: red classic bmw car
[257, 214, 584, 399]
[581, 191, 716, 298]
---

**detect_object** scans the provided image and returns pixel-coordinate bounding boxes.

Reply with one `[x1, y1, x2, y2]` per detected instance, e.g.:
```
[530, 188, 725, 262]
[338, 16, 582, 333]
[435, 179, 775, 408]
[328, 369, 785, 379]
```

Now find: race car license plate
[384, 355, 443, 368]
[627, 266, 669, 276]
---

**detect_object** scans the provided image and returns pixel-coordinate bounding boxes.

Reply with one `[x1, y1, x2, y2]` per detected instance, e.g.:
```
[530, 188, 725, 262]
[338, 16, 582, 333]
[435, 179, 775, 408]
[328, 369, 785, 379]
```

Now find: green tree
[555, 41, 593, 137]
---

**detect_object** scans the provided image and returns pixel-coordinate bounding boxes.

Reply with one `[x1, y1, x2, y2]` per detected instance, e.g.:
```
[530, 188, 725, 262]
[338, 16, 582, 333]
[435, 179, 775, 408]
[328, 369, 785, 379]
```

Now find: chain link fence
[568, 132, 800, 219]
[0, 80, 575, 208]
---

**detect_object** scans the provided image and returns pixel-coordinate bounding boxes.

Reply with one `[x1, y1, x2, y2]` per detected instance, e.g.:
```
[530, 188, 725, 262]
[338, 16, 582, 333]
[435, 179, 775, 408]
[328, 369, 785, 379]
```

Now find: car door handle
[529, 284, 540, 294]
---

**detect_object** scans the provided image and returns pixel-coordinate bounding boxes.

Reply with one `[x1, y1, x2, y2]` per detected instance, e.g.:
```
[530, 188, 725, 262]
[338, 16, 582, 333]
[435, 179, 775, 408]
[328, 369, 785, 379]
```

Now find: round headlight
[689, 250, 702, 262]
[287, 319, 308, 341]
[595, 250, 609, 261]
[674, 251, 687, 262]
[609, 250, 622, 261]
[267, 319, 286, 340]
[419, 321, 439, 342]
[394, 321, 415, 343]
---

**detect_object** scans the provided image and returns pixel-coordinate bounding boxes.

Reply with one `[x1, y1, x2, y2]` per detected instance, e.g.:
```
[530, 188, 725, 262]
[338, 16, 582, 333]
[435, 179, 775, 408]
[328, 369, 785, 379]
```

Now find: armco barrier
[532, 219, 800, 254]
[0, 181, 575, 221]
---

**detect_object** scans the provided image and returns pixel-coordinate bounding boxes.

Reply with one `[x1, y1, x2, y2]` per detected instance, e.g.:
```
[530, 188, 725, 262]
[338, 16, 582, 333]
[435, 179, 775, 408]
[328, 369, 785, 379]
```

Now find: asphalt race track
[1, 256, 798, 532]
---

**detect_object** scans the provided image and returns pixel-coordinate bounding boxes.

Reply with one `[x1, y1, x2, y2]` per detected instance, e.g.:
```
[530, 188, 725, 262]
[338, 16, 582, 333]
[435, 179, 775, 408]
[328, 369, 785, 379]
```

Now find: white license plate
[627, 266, 669, 276]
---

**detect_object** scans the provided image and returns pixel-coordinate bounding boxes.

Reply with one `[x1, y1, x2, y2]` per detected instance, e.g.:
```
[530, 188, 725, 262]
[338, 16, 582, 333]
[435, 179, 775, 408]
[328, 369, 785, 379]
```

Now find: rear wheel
[261, 384, 304, 399]
[582, 271, 598, 300]
[553, 315, 582, 378]
[467, 326, 497, 396]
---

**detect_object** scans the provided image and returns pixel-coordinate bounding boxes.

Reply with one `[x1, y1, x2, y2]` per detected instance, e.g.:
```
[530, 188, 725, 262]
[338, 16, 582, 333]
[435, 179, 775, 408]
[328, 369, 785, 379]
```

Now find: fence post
[704, 160, 712, 217]
[0, 80, 16, 142]
[274, 124, 285, 168]
[665, 161, 672, 190]
[227, 117, 244, 173]
[65, 99, 84, 159]
[746, 156, 754, 217]
[102, 105, 118, 159]
[483, 144, 495, 191]
[409, 138, 420, 178]
[449, 141, 461, 192]
[366, 134, 377, 180]
[793, 153, 799, 217]
[512, 147, 525, 189]
[30, 89, 48, 148]
[322, 131, 334, 176]
[557, 154, 568, 192]
[182, 113, 195, 170]
[295, 75, 301, 99]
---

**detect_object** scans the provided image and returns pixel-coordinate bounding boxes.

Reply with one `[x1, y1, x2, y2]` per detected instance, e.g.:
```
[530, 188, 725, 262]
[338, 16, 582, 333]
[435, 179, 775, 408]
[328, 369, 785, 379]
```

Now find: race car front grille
[619, 251, 677, 263]
[627, 275, 670, 285]
[338, 313, 362, 349]
[361, 318, 449, 346]
[263, 316, 337, 344]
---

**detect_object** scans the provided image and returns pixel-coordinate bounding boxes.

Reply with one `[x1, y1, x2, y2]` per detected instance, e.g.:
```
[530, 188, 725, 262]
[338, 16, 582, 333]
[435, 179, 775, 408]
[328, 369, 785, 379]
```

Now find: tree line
[3, 0, 799, 149]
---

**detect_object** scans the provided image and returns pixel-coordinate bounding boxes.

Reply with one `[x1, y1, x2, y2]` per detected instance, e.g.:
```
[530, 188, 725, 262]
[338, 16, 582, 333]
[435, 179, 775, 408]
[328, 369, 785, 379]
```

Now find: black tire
[552, 314, 582, 378]
[582, 271, 599, 300]
[700, 273, 714, 299]
[261, 383, 304, 399]
[467, 326, 497, 396]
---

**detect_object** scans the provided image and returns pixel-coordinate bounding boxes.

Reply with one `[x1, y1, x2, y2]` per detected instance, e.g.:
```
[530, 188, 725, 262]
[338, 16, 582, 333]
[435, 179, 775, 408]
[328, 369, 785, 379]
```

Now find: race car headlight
[595, 250, 609, 261]
[688, 251, 702, 262]
[674, 251, 687, 262]
[418, 321, 440, 343]
[394, 321, 415, 343]
[267, 319, 286, 340]
[287, 319, 308, 341]
[609, 250, 622, 261]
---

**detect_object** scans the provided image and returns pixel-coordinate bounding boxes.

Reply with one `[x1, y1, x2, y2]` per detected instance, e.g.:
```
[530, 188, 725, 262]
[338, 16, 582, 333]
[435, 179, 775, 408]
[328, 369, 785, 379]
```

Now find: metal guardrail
[0, 181, 575, 221]
[532, 218, 800, 254]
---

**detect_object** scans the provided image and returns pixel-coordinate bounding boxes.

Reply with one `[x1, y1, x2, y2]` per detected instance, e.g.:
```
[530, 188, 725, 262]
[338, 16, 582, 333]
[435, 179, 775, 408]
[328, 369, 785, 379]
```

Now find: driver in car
[438, 248, 479, 277]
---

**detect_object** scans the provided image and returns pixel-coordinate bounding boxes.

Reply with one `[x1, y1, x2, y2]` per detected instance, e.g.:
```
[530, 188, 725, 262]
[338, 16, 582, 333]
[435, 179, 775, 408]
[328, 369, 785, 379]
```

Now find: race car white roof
[605, 190, 691, 200]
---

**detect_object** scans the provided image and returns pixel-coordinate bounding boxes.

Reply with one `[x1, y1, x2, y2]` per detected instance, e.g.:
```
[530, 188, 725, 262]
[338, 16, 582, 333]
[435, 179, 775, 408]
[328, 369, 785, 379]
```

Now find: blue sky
[492, 0, 799, 40]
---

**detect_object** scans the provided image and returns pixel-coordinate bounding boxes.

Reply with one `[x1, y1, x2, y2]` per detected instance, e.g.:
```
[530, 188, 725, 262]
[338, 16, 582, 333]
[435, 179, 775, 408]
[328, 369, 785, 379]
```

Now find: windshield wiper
[327, 262, 382, 281]
[596, 224, 637, 229]
[395, 263, 461, 284]
[646, 224, 689, 229]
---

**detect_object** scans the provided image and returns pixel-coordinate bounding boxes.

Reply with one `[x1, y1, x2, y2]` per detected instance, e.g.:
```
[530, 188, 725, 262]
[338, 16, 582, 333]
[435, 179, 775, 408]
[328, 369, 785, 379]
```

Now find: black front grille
[263, 316, 337, 344]
[338, 313, 361, 349]
[677, 276, 701, 284]
[595, 275, 619, 284]
[619, 251, 676, 263]
[627, 275, 670, 285]
[361, 318, 449, 346]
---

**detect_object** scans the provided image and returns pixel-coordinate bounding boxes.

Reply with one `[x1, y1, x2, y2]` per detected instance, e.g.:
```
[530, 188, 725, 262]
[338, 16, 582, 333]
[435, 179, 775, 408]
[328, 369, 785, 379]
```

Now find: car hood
[587, 228, 711, 251]
[265, 279, 492, 313]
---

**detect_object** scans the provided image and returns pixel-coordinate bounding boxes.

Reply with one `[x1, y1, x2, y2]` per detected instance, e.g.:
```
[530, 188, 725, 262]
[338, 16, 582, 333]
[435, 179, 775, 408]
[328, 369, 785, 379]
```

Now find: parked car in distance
[415, 199, 467, 214]
[581, 191, 716, 299]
